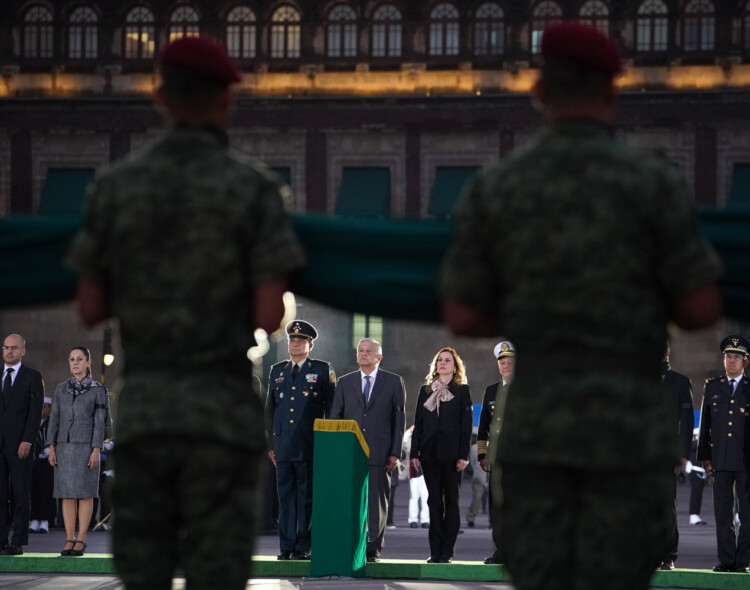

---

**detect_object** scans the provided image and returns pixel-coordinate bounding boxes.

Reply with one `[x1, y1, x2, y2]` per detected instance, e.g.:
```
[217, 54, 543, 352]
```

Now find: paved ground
[7, 474, 720, 589]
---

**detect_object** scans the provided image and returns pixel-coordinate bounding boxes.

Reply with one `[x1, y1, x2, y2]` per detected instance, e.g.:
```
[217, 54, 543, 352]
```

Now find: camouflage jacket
[441, 120, 721, 469]
[68, 127, 305, 447]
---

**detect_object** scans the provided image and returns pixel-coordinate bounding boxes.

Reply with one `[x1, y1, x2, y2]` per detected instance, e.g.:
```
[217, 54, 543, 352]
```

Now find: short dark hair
[540, 59, 613, 102]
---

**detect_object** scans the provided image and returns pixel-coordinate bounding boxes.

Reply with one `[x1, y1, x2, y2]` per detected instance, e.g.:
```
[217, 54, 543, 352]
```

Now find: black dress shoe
[467, 521, 475, 528]
[277, 552, 292, 560]
[366, 554, 380, 562]
[484, 555, 502, 565]
[3, 545, 22, 556]
[735, 566, 750, 573]
[438, 557, 452, 563]
[291, 552, 311, 560]
[713, 563, 734, 572]
[426, 556, 440, 563]
[658, 560, 674, 571]
[409, 522, 418, 528]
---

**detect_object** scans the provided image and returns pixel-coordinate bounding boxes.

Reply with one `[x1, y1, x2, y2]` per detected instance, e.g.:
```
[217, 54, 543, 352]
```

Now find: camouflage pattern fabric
[112, 436, 262, 590]
[442, 120, 721, 469]
[499, 464, 672, 590]
[68, 127, 305, 588]
[441, 120, 721, 589]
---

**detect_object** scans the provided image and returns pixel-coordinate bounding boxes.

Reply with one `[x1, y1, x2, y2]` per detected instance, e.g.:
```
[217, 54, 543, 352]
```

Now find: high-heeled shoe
[61, 539, 76, 556]
[70, 540, 87, 556]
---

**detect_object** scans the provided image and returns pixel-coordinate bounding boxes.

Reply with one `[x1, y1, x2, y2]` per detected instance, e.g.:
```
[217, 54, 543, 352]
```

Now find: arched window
[579, 0, 609, 35]
[68, 6, 98, 59]
[429, 3, 459, 56]
[327, 4, 357, 57]
[636, 0, 668, 51]
[474, 3, 504, 56]
[683, 0, 714, 51]
[226, 5, 256, 58]
[531, 2, 562, 54]
[169, 5, 200, 42]
[271, 5, 301, 58]
[23, 5, 54, 58]
[125, 6, 155, 59]
[372, 4, 401, 57]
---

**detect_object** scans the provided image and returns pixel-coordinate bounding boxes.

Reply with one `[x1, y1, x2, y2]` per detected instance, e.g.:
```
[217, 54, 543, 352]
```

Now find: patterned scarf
[423, 379, 454, 415]
[66, 375, 95, 397]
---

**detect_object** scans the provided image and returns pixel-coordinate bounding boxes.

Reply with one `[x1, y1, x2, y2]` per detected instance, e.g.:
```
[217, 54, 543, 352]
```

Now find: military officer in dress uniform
[477, 340, 515, 565]
[697, 335, 750, 573]
[265, 320, 336, 561]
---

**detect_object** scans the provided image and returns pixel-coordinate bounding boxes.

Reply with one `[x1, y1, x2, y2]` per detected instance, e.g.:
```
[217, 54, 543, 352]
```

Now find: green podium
[311, 419, 369, 578]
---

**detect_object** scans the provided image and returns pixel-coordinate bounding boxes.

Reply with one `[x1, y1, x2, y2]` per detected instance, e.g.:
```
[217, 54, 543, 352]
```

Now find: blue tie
[363, 375, 372, 403]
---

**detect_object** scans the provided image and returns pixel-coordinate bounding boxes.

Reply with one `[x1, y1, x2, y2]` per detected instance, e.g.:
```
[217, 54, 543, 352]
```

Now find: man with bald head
[0, 334, 44, 555]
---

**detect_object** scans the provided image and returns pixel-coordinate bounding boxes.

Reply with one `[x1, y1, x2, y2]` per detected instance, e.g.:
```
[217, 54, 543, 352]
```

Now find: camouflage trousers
[497, 464, 672, 590]
[112, 435, 263, 590]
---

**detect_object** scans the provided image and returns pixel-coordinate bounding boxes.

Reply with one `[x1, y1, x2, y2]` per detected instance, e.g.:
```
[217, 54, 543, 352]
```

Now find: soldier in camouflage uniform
[68, 36, 305, 590]
[441, 23, 722, 590]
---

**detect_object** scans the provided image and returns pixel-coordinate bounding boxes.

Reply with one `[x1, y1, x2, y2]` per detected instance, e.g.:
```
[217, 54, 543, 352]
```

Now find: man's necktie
[292, 364, 299, 380]
[3, 368, 13, 406]
[730, 379, 736, 396]
[363, 375, 372, 403]
[3, 368, 13, 393]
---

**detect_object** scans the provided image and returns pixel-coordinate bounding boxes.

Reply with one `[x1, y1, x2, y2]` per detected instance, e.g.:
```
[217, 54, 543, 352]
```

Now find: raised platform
[0, 555, 748, 589]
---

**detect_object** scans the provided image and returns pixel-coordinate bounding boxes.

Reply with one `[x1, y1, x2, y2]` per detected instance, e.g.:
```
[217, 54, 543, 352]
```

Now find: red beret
[541, 22, 622, 76]
[158, 35, 241, 85]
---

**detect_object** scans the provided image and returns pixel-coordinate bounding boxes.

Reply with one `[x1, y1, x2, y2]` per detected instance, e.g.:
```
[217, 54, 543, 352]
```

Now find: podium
[310, 419, 370, 578]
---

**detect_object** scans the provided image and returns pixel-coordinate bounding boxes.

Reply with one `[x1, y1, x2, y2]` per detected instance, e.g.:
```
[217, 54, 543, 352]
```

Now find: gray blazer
[48, 380, 107, 449]
[330, 368, 406, 466]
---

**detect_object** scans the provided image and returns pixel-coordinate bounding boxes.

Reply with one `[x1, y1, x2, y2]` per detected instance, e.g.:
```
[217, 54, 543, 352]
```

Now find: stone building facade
[1, 0, 748, 417]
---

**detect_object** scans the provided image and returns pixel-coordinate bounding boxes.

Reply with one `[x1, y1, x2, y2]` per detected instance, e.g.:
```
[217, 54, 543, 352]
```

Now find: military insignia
[279, 393, 284, 399]
[304, 392, 309, 397]
[329, 365, 337, 384]
[275, 375, 284, 383]
[306, 374, 318, 383]
[733, 338, 739, 347]
[501, 343, 509, 353]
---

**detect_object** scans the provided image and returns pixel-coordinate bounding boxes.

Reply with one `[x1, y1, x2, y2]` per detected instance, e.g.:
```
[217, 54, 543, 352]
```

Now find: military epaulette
[705, 376, 723, 384]
[271, 360, 290, 370]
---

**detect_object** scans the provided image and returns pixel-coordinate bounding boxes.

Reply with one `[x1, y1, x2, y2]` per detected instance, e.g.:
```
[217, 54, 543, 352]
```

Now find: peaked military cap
[541, 21, 623, 76]
[157, 35, 241, 85]
[286, 320, 317, 341]
[494, 340, 516, 359]
[720, 335, 750, 357]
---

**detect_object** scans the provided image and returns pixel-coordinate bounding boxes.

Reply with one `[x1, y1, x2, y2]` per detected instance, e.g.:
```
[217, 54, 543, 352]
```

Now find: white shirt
[3, 362, 21, 387]
[291, 356, 309, 374]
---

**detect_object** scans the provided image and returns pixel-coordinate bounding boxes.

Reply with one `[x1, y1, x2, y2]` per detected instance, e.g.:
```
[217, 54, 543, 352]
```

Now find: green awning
[728, 163, 750, 207]
[335, 167, 390, 217]
[428, 166, 479, 218]
[271, 167, 291, 187]
[38, 169, 95, 217]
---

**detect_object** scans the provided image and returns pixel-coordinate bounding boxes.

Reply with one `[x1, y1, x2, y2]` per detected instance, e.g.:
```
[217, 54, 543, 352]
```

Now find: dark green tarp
[0, 211, 748, 323]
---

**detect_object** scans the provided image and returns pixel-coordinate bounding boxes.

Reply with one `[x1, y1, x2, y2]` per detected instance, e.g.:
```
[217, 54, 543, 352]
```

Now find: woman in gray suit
[48, 346, 107, 556]
[410, 347, 473, 563]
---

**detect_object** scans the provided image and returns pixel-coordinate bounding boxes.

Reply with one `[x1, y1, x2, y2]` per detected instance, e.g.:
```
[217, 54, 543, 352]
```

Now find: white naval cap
[494, 340, 516, 359]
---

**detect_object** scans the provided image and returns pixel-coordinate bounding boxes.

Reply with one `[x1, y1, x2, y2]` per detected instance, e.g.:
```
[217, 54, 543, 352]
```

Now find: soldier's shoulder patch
[329, 365, 337, 384]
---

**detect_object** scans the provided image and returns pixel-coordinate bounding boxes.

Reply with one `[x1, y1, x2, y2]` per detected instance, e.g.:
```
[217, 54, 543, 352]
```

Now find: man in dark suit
[330, 338, 406, 562]
[659, 341, 695, 570]
[0, 334, 44, 555]
[697, 335, 750, 573]
[265, 320, 336, 561]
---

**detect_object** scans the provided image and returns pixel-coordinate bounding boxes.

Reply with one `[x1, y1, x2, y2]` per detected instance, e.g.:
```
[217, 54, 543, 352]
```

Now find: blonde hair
[425, 347, 467, 386]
